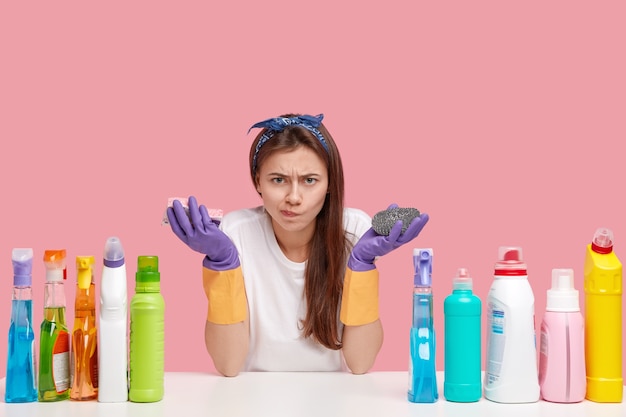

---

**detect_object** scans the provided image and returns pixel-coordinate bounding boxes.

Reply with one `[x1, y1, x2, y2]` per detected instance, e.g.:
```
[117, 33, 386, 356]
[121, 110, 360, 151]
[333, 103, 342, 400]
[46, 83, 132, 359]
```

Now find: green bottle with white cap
[129, 256, 165, 402]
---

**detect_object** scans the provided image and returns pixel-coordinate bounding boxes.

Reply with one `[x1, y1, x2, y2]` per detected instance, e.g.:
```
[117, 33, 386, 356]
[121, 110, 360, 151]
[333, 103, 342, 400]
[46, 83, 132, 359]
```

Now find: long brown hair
[249, 114, 349, 350]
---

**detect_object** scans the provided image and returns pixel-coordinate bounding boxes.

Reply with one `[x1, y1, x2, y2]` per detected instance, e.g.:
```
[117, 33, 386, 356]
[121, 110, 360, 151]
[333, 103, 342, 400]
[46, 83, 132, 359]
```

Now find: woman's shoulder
[344, 207, 372, 223]
[343, 207, 372, 239]
[222, 206, 264, 221]
[222, 206, 265, 224]
[220, 206, 267, 232]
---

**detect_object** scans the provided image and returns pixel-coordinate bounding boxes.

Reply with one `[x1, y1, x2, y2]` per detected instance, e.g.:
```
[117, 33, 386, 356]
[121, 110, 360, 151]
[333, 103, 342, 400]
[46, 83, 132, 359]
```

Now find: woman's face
[256, 146, 329, 236]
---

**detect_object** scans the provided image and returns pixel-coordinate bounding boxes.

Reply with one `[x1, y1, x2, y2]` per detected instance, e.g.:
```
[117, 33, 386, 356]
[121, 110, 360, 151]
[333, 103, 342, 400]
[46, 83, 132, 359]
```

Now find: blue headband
[248, 114, 329, 173]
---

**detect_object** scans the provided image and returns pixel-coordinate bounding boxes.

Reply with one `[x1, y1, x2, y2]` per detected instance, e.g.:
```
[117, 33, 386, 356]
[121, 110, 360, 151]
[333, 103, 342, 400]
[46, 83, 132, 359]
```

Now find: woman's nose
[286, 183, 302, 204]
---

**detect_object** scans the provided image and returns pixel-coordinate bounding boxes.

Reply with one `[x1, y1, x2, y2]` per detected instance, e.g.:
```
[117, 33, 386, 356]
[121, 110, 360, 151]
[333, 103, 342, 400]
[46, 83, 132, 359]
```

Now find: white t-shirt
[219, 206, 372, 371]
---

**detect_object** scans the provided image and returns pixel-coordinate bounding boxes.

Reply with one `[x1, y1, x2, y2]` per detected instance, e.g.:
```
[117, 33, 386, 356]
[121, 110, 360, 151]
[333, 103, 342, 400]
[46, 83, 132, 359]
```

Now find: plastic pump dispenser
[538, 268, 586, 402]
[98, 237, 129, 402]
[484, 246, 540, 403]
[584, 227, 623, 402]
[444, 268, 482, 402]
[408, 248, 438, 403]
[547, 269, 579, 309]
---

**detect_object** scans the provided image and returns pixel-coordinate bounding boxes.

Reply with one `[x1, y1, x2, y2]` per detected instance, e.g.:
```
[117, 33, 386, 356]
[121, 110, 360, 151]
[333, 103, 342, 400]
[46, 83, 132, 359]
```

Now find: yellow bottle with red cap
[584, 227, 623, 402]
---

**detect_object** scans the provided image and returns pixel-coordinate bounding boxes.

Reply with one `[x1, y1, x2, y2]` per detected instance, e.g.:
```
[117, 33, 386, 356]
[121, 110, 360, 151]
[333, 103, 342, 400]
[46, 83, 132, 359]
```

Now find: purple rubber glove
[349, 206, 430, 272]
[167, 196, 240, 271]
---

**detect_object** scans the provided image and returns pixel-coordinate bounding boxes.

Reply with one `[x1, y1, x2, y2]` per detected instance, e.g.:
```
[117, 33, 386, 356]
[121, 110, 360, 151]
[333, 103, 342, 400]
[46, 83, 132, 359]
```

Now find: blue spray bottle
[5, 248, 38, 403]
[408, 248, 438, 403]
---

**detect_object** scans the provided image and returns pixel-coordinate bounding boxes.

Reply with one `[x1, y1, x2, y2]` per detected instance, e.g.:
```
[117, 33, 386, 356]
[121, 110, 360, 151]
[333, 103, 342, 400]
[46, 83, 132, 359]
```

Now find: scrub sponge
[371, 207, 421, 236]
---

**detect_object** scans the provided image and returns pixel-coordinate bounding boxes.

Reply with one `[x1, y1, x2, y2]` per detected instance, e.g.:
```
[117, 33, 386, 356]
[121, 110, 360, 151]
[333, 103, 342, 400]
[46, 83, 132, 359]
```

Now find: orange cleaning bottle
[70, 255, 99, 401]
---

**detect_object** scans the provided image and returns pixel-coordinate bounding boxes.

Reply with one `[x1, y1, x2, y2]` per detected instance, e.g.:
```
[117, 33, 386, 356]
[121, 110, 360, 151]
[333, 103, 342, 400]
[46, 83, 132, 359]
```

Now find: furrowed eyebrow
[266, 172, 322, 178]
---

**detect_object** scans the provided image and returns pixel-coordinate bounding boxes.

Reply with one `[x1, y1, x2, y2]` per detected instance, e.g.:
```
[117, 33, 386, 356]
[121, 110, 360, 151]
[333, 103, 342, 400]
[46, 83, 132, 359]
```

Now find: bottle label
[539, 329, 549, 357]
[91, 346, 99, 388]
[486, 301, 505, 386]
[538, 324, 549, 385]
[53, 330, 70, 392]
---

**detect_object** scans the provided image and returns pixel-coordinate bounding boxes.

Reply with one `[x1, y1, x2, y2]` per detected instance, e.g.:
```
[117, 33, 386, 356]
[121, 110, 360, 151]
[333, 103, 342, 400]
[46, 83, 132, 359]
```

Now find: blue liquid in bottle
[5, 248, 38, 403]
[408, 249, 438, 403]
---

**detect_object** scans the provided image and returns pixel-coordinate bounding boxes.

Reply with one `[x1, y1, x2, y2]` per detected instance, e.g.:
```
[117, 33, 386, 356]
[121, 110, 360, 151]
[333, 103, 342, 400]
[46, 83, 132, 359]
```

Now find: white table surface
[1, 371, 625, 417]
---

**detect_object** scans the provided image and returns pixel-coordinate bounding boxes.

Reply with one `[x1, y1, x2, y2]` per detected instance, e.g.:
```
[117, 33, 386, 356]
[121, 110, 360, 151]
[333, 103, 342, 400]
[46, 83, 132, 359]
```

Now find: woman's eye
[272, 177, 284, 184]
[305, 178, 317, 185]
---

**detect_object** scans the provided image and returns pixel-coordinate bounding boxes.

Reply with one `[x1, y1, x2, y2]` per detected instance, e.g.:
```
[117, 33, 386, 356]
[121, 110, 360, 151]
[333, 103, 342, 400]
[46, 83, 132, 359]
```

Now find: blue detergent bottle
[408, 248, 438, 403]
[5, 248, 38, 403]
[444, 267, 482, 402]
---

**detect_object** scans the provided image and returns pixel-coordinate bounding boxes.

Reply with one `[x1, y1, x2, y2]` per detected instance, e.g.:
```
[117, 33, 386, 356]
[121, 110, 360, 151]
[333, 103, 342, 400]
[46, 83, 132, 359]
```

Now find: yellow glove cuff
[202, 266, 247, 324]
[340, 268, 379, 326]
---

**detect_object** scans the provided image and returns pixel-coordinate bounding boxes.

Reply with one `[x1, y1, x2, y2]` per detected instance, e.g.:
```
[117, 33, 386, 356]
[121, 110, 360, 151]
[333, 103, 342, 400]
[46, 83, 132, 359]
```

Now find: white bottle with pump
[98, 237, 128, 402]
[484, 246, 540, 403]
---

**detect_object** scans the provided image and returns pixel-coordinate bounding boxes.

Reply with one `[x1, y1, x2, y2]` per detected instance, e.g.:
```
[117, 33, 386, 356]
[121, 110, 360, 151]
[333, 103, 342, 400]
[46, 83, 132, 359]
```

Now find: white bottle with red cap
[484, 246, 540, 403]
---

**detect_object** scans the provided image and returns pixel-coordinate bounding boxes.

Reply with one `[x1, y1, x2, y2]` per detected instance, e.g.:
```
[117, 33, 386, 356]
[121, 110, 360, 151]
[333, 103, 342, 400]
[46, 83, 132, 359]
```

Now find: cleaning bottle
[443, 267, 482, 402]
[584, 227, 622, 402]
[484, 246, 539, 403]
[538, 268, 586, 403]
[98, 236, 128, 402]
[70, 255, 98, 401]
[129, 255, 165, 402]
[5, 248, 38, 403]
[38, 249, 71, 401]
[408, 248, 438, 403]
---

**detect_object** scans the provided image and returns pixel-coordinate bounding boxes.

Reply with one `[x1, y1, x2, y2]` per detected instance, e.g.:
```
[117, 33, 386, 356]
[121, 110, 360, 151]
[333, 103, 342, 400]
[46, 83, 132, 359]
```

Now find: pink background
[1, 2, 625, 378]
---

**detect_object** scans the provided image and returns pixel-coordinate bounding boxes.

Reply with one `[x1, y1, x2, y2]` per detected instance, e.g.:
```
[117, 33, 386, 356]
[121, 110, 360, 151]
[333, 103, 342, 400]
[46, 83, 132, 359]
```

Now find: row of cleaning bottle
[98, 239, 166, 403]
[100, 237, 166, 403]
[4, 238, 165, 403]
[483, 227, 622, 404]
[408, 248, 484, 404]
[410, 227, 622, 405]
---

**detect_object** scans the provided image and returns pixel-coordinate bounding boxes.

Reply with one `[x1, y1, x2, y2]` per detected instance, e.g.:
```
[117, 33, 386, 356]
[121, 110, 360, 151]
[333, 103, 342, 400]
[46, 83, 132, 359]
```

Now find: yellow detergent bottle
[584, 227, 623, 402]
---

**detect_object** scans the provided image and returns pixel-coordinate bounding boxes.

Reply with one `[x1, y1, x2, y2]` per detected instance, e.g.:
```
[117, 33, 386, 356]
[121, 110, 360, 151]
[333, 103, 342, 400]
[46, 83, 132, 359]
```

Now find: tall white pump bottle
[98, 236, 128, 402]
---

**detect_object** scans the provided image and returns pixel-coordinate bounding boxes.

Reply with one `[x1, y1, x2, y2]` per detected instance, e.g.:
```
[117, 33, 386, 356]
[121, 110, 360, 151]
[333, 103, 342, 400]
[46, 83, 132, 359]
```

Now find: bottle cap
[44, 249, 67, 282]
[591, 227, 614, 254]
[136, 256, 160, 283]
[12, 248, 34, 286]
[76, 256, 95, 289]
[494, 246, 527, 276]
[546, 268, 580, 312]
[453, 267, 473, 290]
[103, 236, 125, 268]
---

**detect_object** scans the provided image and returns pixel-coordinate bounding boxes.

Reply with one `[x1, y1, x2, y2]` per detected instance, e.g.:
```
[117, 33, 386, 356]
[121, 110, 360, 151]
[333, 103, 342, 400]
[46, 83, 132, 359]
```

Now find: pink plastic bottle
[538, 268, 586, 403]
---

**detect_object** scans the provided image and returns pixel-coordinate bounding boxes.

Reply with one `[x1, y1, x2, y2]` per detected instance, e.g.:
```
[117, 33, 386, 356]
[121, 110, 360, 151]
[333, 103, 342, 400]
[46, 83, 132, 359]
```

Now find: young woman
[167, 113, 429, 376]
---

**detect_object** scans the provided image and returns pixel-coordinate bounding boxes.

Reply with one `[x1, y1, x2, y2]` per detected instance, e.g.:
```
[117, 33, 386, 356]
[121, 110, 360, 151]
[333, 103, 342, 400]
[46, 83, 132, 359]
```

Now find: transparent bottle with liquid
[70, 255, 99, 401]
[38, 249, 71, 401]
[484, 246, 539, 403]
[129, 255, 165, 403]
[5, 248, 38, 403]
[444, 268, 482, 402]
[584, 227, 622, 402]
[408, 248, 438, 403]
